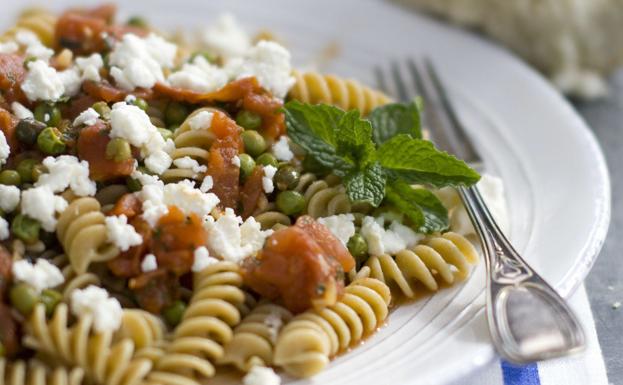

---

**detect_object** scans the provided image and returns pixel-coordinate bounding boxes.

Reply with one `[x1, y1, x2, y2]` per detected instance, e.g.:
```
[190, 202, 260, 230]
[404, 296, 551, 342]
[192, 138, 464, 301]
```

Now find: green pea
[256, 153, 278, 168]
[238, 154, 256, 182]
[158, 128, 173, 141]
[190, 51, 216, 63]
[11, 214, 40, 244]
[10, 283, 39, 315]
[130, 97, 148, 111]
[241, 130, 267, 157]
[37, 127, 66, 155]
[15, 119, 46, 146]
[276, 190, 305, 215]
[40, 289, 63, 316]
[236, 110, 262, 130]
[31, 164, 46, 182]
[126, 177, 142, 192]
[0, 170, 21, 186]
[16, 159, 38, 183]
[92, 101, 111, 120]
[274, 165, 300, 191]
[105, 138, 132, 162]
[127, 16, 148, 28]
[163, 300, 186, 327]
[34, 103, 61, 127]
[347, 233, 368, 264]
[165, 102, 188, 126]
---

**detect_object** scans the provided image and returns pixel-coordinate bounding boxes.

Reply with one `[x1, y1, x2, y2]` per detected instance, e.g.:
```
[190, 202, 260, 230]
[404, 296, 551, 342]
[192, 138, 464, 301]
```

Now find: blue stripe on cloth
[501, 361, 541, 385]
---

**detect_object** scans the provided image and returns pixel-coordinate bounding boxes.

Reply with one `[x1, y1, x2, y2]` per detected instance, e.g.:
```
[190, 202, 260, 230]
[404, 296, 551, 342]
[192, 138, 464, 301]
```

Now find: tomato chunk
[109, 193, 142, 219]
[240, 166, 265, 218]
[295, 216, 355, 272]
[242, 226, 345, 313]
[0, 54, 27, 105]
[0, 107, 19, 152]
[76, 121, 135, 181]
[108, 218, 151, 278]
[83, 80, 153, 103]
[207, 137, 240, 209]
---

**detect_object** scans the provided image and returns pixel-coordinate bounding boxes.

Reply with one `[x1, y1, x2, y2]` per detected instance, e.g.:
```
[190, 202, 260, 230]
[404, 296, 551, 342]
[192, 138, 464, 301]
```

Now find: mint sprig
[283, 100, 480, 233]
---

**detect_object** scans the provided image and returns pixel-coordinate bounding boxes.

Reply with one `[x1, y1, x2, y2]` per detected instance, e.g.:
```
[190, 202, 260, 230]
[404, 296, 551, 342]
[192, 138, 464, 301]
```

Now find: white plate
[0, 1, 611, 384]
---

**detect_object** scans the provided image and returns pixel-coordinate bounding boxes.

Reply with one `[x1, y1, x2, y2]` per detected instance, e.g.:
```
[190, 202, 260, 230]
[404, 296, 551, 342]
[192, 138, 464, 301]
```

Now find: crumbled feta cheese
[205, 209, 271, 262]
[144, 150, 173, 175]
[192, 246, 219, 272]
[0, 185, 20, 212]
[12, 259, 64, 293]
[21, 60, 65, 102]
[232, 155, 241, 167]
[105, 215, 143, 252]
[318, 214, 356, 246]
[0, 218, 9, 241]
[187, 110, 214, 130]
[272, 136, 294, 161]
[0, 131, 9, 166]
[11, 102, 33, 120]
[71, 286, 123, 333]
[200, 175, 214, 193]
[243, 366, 281, 385]
[109, 33, 177, 90]
[141, 254, 158, 272]
[73, 108, 100, 126]
[201, 13, 251, 59]
[36, 155, 96, 196]
[15, 30, 53, 61]
[167, 56, 228, 93]
[131, 166, 163, 187]
[173, 156, 207, 176]
[360, 217, 423, 256]
[141, 199, 169, 228]
[58, 67, 82, 97]
[227, 41, 295, 98]
[20, 186, 67, 232]
[262, 165, 277, 194]
[0, 41, 18, 54]
[75, 53, 104, 82]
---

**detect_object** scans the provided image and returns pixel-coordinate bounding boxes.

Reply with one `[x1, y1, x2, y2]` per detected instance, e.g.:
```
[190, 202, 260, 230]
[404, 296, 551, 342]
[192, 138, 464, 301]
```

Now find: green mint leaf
[369, 99, 422, 145]
[336, 110, 376, 167]
[284, 101, 354, 175]
[386, 179, 449, 233]
[344, 162, 386, 207]
[377, 135, 480, 187]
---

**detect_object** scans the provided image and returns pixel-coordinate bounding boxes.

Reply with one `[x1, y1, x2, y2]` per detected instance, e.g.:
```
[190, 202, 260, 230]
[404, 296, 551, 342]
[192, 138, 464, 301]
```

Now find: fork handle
[458, 185, 586, 363]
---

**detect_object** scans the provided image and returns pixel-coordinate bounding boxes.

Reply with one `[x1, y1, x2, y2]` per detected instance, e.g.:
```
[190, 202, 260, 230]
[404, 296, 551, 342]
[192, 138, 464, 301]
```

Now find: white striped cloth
[452, 285, 609, 385]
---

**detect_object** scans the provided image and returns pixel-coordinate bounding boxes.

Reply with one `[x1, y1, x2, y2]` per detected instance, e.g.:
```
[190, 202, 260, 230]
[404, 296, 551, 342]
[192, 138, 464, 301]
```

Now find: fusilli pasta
[0, 8, 57, 46]
[289, 70, 392, 115]
[50, 254, 101, 302]
[0, 359, 85, 385]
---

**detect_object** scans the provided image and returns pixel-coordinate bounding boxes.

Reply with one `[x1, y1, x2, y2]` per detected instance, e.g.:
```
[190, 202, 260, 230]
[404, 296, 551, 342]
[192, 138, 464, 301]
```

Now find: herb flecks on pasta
[0, 3, 483, 383]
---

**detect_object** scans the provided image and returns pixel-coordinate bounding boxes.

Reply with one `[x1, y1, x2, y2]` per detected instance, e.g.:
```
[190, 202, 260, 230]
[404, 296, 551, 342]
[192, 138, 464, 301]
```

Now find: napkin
[452, 285, 609, 385]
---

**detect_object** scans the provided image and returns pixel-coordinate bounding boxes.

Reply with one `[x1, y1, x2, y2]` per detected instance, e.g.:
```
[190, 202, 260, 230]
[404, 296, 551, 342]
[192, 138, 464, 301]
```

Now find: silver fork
[375, 59, 586, 364]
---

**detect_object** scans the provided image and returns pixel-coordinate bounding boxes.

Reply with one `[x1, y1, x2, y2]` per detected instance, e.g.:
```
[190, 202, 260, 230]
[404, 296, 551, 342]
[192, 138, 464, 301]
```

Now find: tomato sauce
[76, 121, 135, 181]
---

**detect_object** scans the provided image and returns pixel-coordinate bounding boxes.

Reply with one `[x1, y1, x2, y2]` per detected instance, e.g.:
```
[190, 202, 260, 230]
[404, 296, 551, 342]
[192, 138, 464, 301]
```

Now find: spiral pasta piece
[50, 254, 101, 302]
[291, 173, 350, 218]
[23, 303, 152, 385]
[361, 232, 479, 298]
[145, 262, 245, 385]
[220, 303, 292, 372]
[0, 8, 57, 47]
[161, 107, 218, 182]
[253, 195, 292, 230]
[289, 70, 392, 115]
[274, 278, 391, 378]
[0, 359, 85, 385]
[56, 198, 119, 275]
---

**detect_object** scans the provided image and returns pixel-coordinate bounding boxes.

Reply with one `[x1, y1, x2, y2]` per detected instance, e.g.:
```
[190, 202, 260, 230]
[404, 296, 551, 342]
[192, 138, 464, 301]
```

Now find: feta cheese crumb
[227, 40, 295, 98]
[15, 31, 53, 61]
[0, 185, 20, 212]
[200, 175, 214, 193]
[173, 156, 207, 175]
[167, 56, 228, 93]
[12, 259, 64, 293]
[262, 165, 277, 194]
[73, 108, 100, 127]
[105, 215, 143, 251]
[21, 60, 65, 102]
[20, 186, 68, 232]
[192, 246, 219, 272]
[243, 366, 281, 385]
[360, 217, 424, 256]
[318, 214, 356, 246]
[141, 254, 158, 272]
[205, 210, 272, 262]
[0, 131, 9, 166]
[131, 166, 163, 187]
[0, 41, 18, 54]
[145, 150, 173, 175]
[109, 33, 177, 90]
[75, 53, 104, 82]
[272, 136, 294, 161]
[71, 286, 123, 333]
[11, 102, 33, 120]
[0, 218, 8, 241]
[36, 155, 96, 196]
[201, 14, 251, 59]
[232, 155, 241, 167]
[58, 67, 82, 97]
[188, 110, 214, 130]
